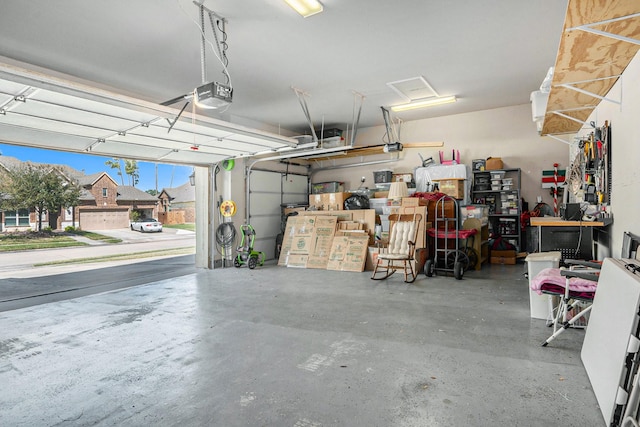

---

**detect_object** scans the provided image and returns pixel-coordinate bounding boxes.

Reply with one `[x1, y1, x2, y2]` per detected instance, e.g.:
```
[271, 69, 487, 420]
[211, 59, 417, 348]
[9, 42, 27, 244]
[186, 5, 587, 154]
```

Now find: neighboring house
[158, 181, 195, 225]
[0, 156, 158, 231]
[72, 172, 159, 230]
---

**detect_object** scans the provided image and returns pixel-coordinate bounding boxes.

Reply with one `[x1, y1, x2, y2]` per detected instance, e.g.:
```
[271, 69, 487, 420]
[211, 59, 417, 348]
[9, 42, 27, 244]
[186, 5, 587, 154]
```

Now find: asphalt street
[0, 228, 198, 312]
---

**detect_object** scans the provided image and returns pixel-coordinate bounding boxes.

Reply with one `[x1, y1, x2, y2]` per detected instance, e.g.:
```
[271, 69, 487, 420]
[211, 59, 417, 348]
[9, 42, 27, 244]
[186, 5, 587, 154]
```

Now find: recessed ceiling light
[284, 0, 323, 18]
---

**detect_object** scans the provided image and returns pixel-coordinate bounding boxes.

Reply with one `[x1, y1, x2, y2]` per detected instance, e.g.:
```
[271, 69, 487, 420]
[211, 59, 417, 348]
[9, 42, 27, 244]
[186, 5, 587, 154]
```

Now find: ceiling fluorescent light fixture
[284, 0, 323, 17]
[391, 95, 457, 112]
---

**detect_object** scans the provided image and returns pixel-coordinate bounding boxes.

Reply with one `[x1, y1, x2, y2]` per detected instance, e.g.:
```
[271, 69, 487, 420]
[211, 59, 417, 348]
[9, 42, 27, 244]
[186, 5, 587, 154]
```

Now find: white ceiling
[0, 0, 568, 151]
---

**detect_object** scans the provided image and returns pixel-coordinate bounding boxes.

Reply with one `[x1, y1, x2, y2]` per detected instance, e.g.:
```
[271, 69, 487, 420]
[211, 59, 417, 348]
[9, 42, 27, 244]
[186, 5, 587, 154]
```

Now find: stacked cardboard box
[308, 192, 350, 211]
[433, 178, 465, 199]
[490, 250, 517, 265]
[299, 209, 376, 245]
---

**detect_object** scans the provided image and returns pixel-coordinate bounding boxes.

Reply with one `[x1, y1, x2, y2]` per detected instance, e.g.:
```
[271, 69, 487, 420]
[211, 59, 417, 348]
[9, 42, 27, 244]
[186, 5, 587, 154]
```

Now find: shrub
[130, 210, 142, 221]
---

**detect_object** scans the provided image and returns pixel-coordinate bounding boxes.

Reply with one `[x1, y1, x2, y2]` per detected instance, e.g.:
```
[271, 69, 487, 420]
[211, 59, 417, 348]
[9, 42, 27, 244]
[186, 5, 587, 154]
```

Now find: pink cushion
[530, 267, 598, 295]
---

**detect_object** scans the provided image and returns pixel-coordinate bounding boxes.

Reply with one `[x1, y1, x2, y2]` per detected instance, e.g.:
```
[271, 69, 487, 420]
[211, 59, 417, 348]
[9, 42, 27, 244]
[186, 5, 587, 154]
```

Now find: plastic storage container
[526, 252, 562, 319]
[373, 170, 393, 184]
[369, 198, 388, 214]
[311, 181, 344, 194]
[462, 204, 489, 224]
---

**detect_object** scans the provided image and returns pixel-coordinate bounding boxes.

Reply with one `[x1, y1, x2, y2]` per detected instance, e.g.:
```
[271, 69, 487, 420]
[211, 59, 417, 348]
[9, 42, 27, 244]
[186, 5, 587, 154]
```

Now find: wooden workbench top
[530, 217, 612, 227]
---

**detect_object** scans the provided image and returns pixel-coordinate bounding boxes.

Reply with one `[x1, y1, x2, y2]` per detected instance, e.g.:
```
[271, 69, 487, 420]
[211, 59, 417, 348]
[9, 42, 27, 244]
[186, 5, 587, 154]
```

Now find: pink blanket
[530, 267, 598, 295]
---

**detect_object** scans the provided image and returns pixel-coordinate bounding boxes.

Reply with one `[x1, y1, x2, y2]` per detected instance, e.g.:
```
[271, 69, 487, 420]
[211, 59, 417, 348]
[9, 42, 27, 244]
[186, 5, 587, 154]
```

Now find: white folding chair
[531, 259, 601, 347]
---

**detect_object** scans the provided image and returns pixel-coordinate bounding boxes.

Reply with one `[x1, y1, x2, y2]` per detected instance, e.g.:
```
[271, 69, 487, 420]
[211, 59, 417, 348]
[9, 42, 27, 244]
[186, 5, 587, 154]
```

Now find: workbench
[529, 216, 613, 260]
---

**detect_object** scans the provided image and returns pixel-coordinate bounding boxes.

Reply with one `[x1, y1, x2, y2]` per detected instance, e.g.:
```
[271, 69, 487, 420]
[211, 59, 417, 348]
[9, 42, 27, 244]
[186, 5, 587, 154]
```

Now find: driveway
[0, 255, 198, 312]
[89, 226, 195, 243]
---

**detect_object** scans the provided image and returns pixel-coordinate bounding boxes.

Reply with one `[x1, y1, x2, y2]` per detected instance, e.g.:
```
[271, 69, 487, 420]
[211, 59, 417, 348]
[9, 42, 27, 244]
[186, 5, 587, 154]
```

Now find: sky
[0, 144, 193, 192]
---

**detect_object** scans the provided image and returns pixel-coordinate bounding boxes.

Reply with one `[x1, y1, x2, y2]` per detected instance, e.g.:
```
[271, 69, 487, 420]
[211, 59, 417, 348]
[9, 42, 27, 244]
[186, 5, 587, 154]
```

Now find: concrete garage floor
[0, 263, 602, 426]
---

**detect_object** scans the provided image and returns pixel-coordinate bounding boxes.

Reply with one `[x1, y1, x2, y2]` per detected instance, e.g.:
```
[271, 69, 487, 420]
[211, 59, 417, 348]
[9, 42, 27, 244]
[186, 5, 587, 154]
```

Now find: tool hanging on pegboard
[553, 163, 559, 216]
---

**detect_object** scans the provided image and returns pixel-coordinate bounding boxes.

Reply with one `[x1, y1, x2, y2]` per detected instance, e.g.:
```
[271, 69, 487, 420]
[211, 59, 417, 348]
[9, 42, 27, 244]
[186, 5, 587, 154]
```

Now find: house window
[102, 188, 108, 197]
[4, 209, 30, 226]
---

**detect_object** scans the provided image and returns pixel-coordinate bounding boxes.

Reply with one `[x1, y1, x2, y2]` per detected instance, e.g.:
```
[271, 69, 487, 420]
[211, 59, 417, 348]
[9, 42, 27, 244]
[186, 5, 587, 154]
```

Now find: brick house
[73, 172, 158, 230]
[157, 181, 195, 225]
[0, 156, 159, 231]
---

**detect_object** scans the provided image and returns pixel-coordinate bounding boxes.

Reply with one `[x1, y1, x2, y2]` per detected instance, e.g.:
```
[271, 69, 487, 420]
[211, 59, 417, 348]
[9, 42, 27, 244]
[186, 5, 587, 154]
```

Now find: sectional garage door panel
[80, 209, 129, 230]
[248, 170, 308, 261]
[282, 174, 309, 205]
[250, 170, 281, 192]
[249, 170, 281, 260]
[250, 192, 280, 216]
[248, 216, 280, 260]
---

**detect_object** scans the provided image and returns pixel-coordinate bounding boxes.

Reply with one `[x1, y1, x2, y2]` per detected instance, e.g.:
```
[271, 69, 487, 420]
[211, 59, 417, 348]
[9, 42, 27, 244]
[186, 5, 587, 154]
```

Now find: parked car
[130, 218, 163, 233]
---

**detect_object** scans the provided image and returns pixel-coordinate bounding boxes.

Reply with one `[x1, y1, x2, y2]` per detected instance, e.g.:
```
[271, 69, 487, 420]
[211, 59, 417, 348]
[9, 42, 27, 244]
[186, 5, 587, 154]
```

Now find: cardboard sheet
[326, 235, 369, 272]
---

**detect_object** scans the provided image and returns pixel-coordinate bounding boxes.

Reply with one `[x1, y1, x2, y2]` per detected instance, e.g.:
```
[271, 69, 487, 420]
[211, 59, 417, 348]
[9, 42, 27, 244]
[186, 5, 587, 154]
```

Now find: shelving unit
[471, 168, 522, 251]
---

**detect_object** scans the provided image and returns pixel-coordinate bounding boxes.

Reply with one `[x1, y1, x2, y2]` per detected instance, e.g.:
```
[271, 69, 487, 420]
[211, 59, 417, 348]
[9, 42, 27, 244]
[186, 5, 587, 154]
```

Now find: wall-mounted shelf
[541, 1, 640, 136]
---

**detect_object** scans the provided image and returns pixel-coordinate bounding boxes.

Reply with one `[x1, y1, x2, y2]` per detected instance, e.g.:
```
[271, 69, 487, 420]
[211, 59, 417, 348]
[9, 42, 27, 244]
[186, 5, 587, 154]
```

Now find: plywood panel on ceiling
[541, 0, 640, 135]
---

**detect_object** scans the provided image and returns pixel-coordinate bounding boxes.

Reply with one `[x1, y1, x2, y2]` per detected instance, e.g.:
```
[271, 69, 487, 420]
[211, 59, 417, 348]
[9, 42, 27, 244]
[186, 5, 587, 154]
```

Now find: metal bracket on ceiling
[85, 138, 106, 152]
[567, 12, 640, 46]
[157, 148, 180, 161]
[557, 74, 623, 107]
[193, 1, 228, 85]
[350, 91, 365, 146]
[549, 107, 594, 126]
[292, 87, 318, 143]
[381, 106, 399, 143]
[0, 86, 38, 114]
[545, 134, 572, 145]
[166, 100, 191, 133]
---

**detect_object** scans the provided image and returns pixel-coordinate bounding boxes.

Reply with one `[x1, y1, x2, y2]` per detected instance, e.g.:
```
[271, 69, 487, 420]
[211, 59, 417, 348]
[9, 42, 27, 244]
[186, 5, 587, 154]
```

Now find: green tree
[145, 189, 158, 196]
[104, 158, 125, 185]
[124, 159, 140, 187]
[0, 174, 8, 212]
[6, 164, 82, 231]
[106, 158, 140, 187]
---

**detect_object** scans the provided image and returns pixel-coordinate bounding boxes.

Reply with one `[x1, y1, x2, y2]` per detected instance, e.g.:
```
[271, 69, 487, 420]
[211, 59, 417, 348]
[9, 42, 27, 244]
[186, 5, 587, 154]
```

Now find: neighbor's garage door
[248, 169, 308, 260]
[79, 209, 130, 230]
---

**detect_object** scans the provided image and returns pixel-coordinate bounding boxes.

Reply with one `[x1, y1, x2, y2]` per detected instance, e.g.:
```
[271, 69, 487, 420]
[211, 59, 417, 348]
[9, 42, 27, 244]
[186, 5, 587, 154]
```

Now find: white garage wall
[314, 103, 570, 212]
[577, 51, 640, 258]
[223, 50, 640, 261]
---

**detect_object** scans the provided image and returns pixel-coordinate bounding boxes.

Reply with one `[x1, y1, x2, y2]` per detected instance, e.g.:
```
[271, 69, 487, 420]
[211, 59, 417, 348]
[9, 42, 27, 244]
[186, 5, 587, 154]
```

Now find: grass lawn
[0, 232, 87, 251]
[70, 230, 122, 244]
[35, 246, 195, 266]
[0, 229, 121, 251]
[163, 223, 195, 232]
